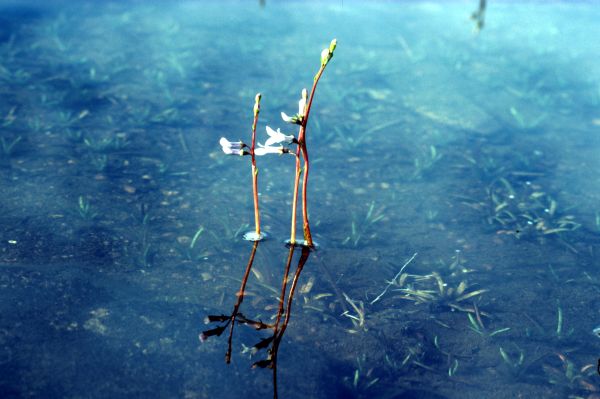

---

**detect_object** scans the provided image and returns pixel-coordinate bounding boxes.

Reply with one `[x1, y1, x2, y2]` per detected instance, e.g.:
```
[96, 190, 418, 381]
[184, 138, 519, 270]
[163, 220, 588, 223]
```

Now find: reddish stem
[250, 98, 261, 237]
[300, 144, 312, 245]
[294, 64, 327, 247]
[225, 241, 258, 363]
[289, 154, 301, 244]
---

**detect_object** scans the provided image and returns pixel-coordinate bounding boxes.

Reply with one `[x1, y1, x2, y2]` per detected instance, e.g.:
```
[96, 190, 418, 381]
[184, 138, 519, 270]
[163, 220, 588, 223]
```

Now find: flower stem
[295, 64, 328, 247]
[251, 94, 261, 237]
[300, 144, 312, 246]
[297, 65, 326, 143]
[252, 164, 260, 236]
[290, 155, 301, 245]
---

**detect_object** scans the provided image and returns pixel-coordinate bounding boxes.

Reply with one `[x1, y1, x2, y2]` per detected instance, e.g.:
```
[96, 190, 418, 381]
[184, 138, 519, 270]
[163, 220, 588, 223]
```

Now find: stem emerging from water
[251, 94, 261, 237]
[290, 155, 301, 245]
[289, 39, 336, 247]
[296, 59, 329, 247]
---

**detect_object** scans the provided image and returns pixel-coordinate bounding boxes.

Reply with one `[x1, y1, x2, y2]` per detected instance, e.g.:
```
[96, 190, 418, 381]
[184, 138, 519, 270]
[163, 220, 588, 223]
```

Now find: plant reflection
[201, 242, 312, 399]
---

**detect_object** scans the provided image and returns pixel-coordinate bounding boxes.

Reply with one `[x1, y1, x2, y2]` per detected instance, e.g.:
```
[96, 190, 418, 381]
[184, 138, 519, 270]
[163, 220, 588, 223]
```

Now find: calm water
[1, 1, 599, 398]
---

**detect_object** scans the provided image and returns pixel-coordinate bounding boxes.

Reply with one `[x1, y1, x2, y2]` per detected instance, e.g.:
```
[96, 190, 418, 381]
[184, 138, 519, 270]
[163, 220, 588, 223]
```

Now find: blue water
[1, 1, 599, 398]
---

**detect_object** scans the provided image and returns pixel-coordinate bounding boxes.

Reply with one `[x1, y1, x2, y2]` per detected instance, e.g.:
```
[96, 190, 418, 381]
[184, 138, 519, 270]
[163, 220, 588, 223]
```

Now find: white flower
[280, 111, 298, 124]
[254, 144, 284, 156]
[265, 126, 296, 147]
[219, 137, 246, 156]
[222, 146, 245, 156]
[220, 137, 244, 149]
[281, 89, 308, 125]
[298, 88, 307, 116]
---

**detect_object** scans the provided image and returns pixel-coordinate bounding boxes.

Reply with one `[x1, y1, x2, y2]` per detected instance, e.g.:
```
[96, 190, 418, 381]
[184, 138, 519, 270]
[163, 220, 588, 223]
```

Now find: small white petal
[254, 145, 282, 156]
[298, 97, 306, 116]
[220, 137, 244, 149]
[281, 112, 293, 123]
[222, 147, 244, 155]
[265, 126, 295, 146]
[266, 126, 278, 138]
[280, 133, 295, 144]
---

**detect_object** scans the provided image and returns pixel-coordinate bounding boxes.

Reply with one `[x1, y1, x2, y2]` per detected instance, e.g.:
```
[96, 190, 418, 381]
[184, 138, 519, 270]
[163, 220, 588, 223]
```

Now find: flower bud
[329, 38, 337, 54]
[254, 93, 261, 115]
[320, 48, 329, 66]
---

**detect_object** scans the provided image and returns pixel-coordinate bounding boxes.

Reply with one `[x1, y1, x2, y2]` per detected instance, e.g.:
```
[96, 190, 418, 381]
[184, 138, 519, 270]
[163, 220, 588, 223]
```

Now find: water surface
[1, 1, 599, 398]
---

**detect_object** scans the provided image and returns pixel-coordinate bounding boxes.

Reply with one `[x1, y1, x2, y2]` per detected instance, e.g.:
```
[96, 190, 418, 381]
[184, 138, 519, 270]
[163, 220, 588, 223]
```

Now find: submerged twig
[370, 252, 418, 305]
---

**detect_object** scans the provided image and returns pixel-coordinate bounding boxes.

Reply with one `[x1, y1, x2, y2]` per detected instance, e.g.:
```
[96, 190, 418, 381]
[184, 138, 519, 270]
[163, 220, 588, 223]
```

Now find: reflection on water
[202, 242, 311, 399]
[1, 1, 599, 398]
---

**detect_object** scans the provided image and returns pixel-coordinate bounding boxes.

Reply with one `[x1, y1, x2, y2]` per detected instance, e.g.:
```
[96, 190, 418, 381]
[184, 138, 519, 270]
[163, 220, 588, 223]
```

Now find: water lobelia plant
[219, 93, 266, 241]
[260, 38, 337, 247]
[219, 39, 337, 247]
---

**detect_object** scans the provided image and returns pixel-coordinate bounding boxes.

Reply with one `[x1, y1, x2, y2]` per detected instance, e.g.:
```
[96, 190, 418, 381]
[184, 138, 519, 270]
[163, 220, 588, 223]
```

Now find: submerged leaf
[455, 289, 489, 303]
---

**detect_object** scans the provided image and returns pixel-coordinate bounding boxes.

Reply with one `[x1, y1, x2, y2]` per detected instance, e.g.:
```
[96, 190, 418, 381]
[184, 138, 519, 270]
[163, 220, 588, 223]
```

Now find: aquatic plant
[285, 39, 337, 247]
[343, 200, 386, 247]
[0, 135, 22, 156]
[205, 40, 337, 399]
[412, 145, 442, 180]
[487, 178, 580, 241]
[83, 133, 129, 153]
[541, 353, 598, 397]
[498, 345, 526, 378]
[523, 303, 575, 343]
[466, 303, 510, 338]
[341, 292, 367, 333]
[77, 196, 97, 220]
[219, 40, 337, 247]
[345, 354, 379, 393]
[395, 271, 488, 314]
[219, 94, 266, 241]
